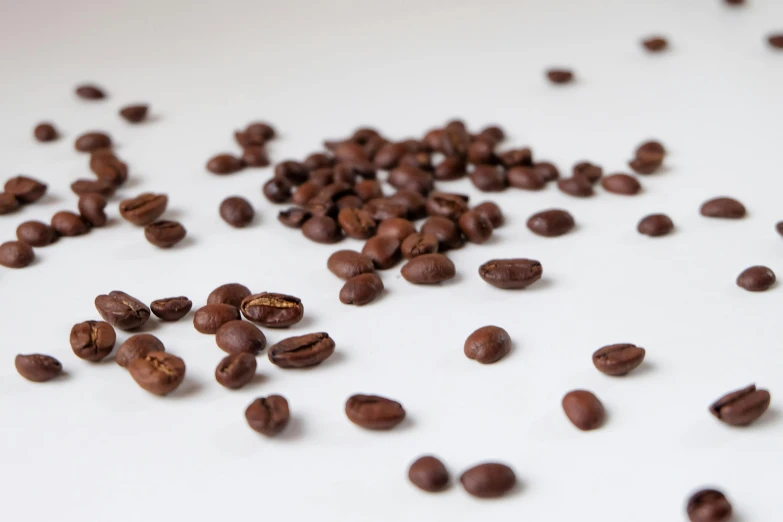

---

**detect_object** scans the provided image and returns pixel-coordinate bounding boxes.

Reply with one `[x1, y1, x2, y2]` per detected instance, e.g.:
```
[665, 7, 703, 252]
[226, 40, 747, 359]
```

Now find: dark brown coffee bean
[314, 182, 354, 203]
[95, 291, 150, 330]
[638, 214, 674, 237]
[337, 195, 365, 211]
[15, 354, 62, 382]
[263, 178, 292, 203]
[642, 36, 668, 52]
[479, 258, 542, 289]
[401, 253, 456, 284]
[242, 146, 270, 168]
[420, 216, 463, 250]
[467, 139, 496, 165]
[278, 207, 310, 228]
[128, 352, 186, 396]
[352, 180, 382, 203]
[499, 148, 533, 169]
[388, 165, 434, 195]
[562, 390, 605, 430]
[737, 265, 776, 291]
[207, 154, 244, 175]
[304, 152, 334, 171]
[629, 152, 664, 175]
[601, 173, 641, 195]
[119, 104, 148, 123]
[74, 132, 111, 152]
[291, 182, 320, 206]
[477, 125, 505, 144]
[51, 211, 90, 236]
[269, 332, 334, 368]
[216, 320, 266, 355]
[385, 190, 424, 220]
[145, 220, 186, 248]
[336, 158, 376, 181]
[16, 221, 56, 247]
[408, 456, 449, 492]
[376, 217, 416, 242]
[5, 175, 47, 203]
[246, 395, 289, 436]
[425, 192, 469, 221]
[340, 273, 384, 306]
[470, 202, 503, 229]
[710, 384, 771, 426]
[119, 193, 167, 226]
[700, 197, 746, 218]
[246, 122, 276, 141]
[401, 233, 439, 259]
[527, 209, 575, 237]
[70, 320, 116, 361]
[507, 166, 544, 190]
[434, 156, 467, 181]
[592, 344, 646, 376]
[327, 250, 376, 280]
[116, 334, 164, 368]
[768, 33, 783, 49]
[687, 489, 732, 522]
[90, 150, 128, 186]
[236, 129, 264, 148]
[208, 283, 251, 308]
[458, 210, 493, 244]
[460, 463, 516, 498]
[240, 292, 303, 328]
[193, 304, 241, 334]
[373, 142, 408, 170]
[150, 296, 192, 321]
[399, 152, 433, 173]
[422, 128, 444, 152]
[363, 198, 408, 221]
[215, 352, 257, 389]
[546, 68, 574, 84]
[469, 165, 506, 192]
[34, 122, 58, 142]
[534, 161, 560, 182]
[0, 241, 34, 268]
[274, 160, 308, 186]
[636, 140, 666, 157]
[725, 0, 744, 5]
[305, 197, 337, 219]
[464, 326, 511, 364]
[77, 194, 108, 227]
[573, 161, 603, 183]
[362, 236, 401, 269]
[75, 84, 105, 99]
[0, 192, 20, 214]
[557, 177, 594, 197]
[440, 125, 471, 159]
[302, 215, 342, 243]
[70, 179, 115, 198]
[218, 196, 254, 228]
[345, 394, 405, 429]
[331, 141, 366, 163]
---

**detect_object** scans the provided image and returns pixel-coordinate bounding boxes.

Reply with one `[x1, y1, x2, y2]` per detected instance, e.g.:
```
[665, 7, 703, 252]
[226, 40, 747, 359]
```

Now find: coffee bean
[546, 68, 573, 84]
[119, 193, 168, 226]
[374, 142, 408, 170]
[207, 154, 244, 175]
[116, 334, 164, 368]
[408, 456, 449, 492]
[362, 236, 402, 269]
[263, 178, 292, 203]
[236, 130, 263, 148]
[208, 283, 251, 308]
[637, 214, 674, 236]
[737, 265, 776, 291]
[460, 463, 516, 498]
[434, 156, 467, 181]
[218, 196, 254, 228]
[145, 220, 186, 248]
[304, 152, 335, 171]
[399, 152, 433, 173]
[388, 165, 434, 195]
[278, 207, 311, 228]
[75, 84, 105, 99]
[478, 125, 505, 144]
[315, 181, 355, 204]
[128, 352, 186, 396]
[193, 304, 241, 334]
[527, 209, 575, 237]
[336, 207, 376, 239]
[291, 182, 320, 206]
[15, 354, 62, 382]
[70, 179, 116, 198]
[345, 394, 405, 429]
[90, 151, 128, 186]
[246, 122, 276, 141]
[592, 344, 646, 376]
[710, 384, 771, 426]
[534, 161, 560, 182]
[352, 180, 382, 203]
[386, 190, 425, 220]
[332, 141, 367, 163]
[725, 0, 744, 4]
[507, 166, 545, 190]
[74, 132, 111, 152]
[240, 292, 303, 327]
[0, 240, 34, 268]
[469, 165, 506, 192]
[401, 253, 456, 284]
[467, 139, 496, 165]
[34, 122, 58, 142]
[464, 326, 511, 364]
[768, 33, 783, 49]
[401, 233, 439, 259]
[629, 153, 663, 175]
[328, 250, 376, 280]
[51, 211, 90, 237]
[440, 126, 470, 159]
[642, 36, 668, 52]
[0, 192, 20, 214]
[473, 201, 504, 228]
[557, 177, 594, 197]
[700, 197, 746, 218]
[425, 192, 469, 221]
[305, 197, 337, 219]
[302, 215, 342, 243]
[687, 489, 733, 522]
[363, 198, 408, 221]
[499, 148, 533, 169]
[479, 259, 542, 289]
[420, 216, 463, 250]
[336, 195, 363, 211]
[215, 352, 257, 389]
[95, 291, 151, 330]
[376, 217, 416, 242]
[268, 332, 334, 368]
[70, 320, 117, 361]
[562, 390, 605, 430]
[458, 210, 493, 244]
[216, 320, 266, 355]
[5, 175, 47, 203]
[242, 146, 270, 168]
[601, 173, 641, 195]
[16, 221, 57, 247]
[573, 161, 603, 183]
[119, 104, 148, 123]
[245, 395, 290, 436]
[340, 273, 384, 305]
[422, 128, 444, 152]
[636, 140, 666, 157]
[150, 296, 192, 321]
[274, 160, 309, 186]
[78, 194, 108, 227]
[776, 221, 783, 237]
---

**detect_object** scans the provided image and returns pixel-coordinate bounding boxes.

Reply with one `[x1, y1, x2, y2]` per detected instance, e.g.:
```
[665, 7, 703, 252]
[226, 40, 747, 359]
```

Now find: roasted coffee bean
[150, 296, 192, 321]
[242, 146, 270, 167]
[440, 126, 470, 159]
[710, 384, 771, 426]
[363, 198, 408, 221]
[469, 165, 506, 192]
[5, 175, 47, 203]
[268, 332, 334, 368]
[534, 161, 560, 182]
[236, 129, 264, 148]
[479, 259, 542, 289]
[216, 320, 266, 355]
[246, 395, 290, 436]
[499, 148, 533, 169]
[399, 152, 433, 172]
[460, 463, 516, 498]
[629, 152, 664, 175]
[527, 209, 575, 237]
[376, 217, 416, 242]
[119, 104, 148, 123]
[362, 236, 401, 269]
[736, 265, 776, 291]
[700, 197, 746, 219]
[78, 194, 108, 227]
[401, 233, 439, 259]
[34, 122, 58, 142]
[70, 320, 116, 361]
[305, 197, 337, 219]
[95, 291, 150, 330]
[193, 304, 241, 334]
[573, 161, 603, 183]
[16, 221, 56, 247]
[768, 34, 783, 49]
[215, 352, 257, 389]
[562, 390, 605, 430]
[422, 128, 444, 152]
[557, 177, 594, 197]
[278, 207, 310, 228]
[332, 141, 367, 163]
[387, 190, 425, 220]
[144, 220, 186, 248]
[337, 195, 364, 210]
[15, 354, 62, 382]
[601, 173, 641, 195]
[75, 132, 111, 152]
[507, 166, 545, 190]
[374, 142, 408, 170]
[315, 182, 354, 203]
[208, 283, 251, 308]
[335, 158, 376, 181]
[309, 166, 335, 186]
[71, 178, 115, 198]
[472, 201, 504, 229]
[425, 192, 469, 221]
[353, 180, 383, 203]
[434, 156, 467, 181]
[687, 489, 733, 522]
[51, 211, 90, 236]
[291, 182, 321, 206]
[478, 125, 505, 144]
[128, 352, 186, 396]
[328, 250, 376, 280]
[241, 292, 303, 327]
[75, 84, 105, 99]
[207, 154, 244, 175]
[636, 140, 666, 157]
[0, 241, 34, 268]
[642, 36, 668, 52]
[345, 394, 405, 429]
[388, 165, 434, 195]
[401, 253, 456, 284]
[340, 273, 384, 305]
[246, 122, 276, 141]
[274, 160, 309, 185]
[464, 326, 511, 364]
[302, 215, 342, 243]
[0, 192, 20, 214]
[420, 216, 463, 250]
[263, 178, 292, 203]
[458, 210, 493, 244]
[219, 196, 254, 227]
[116, 334, 164, 368]
[546, 68, 573, 84]
[467, 139, 496, 165]
[304, 152, 334, 171]
[725, 0, 744, 5]
[408, 456, 449, 493]
[90, 150, 128, 186]
[638, 214, 674, 236]
[119, 193, 167, 226]
[592, 344, 646, 376]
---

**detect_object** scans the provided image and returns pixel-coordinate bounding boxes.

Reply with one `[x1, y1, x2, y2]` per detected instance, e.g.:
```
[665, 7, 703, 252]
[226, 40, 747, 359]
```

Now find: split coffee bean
[70, 320, 117, 361]
[557, 177, 593, 197]
[464, 326, 511, 364]
[479, 259, 542, 289]
[0, 241, 34, 268]
[119, 193, 168, 226]
[263, 178, 292, 203]
[302, 216, 342, 243]
[327, 250, 376, 280]
[425, 192, 469, 221]
[145, 220, 186, 248]
[637, 214, 674, 237]
[208, 283, 251, 308]
[458, 210, 493, 244]
[401, 233, 439, 259]
[340, 273, 384, 305]
[128, 352, 186, 396]
[215, 352, 257, 389]
[240, 292, 304, 327]
[193, 304, 241, 334]
[268, 332, 335, 368]
[601, 173, 641, 195]
[78, 194, 108, 227]
[74, 131, 112, 152]
[736, 266, 775, 292]
[337, 207, 376, 239]
[207, 154, 244, 175]
[362, 236, 402, 269]
[16, 221, 57, 247]
[527, 209, 574, 237]
[15, 354, 62, 382]
[34, 122, 58, 142]
[469, 165, 506, 192]
[119, 104, 148, 123]
[592, 344, 646, 376]
[376, 218, 416, 242]
[408, 456, 449, 492]
[150, 296, 192, 321]
[70, 179, 116, 198]
[220, 197, 254, 227]
[420, 216, 464, 250]
[245, 395, 290, 436]
[0, 192, 20, 214]
[642, 36, 668, 52]
[116, 334, 164, 368]
[460, 463, 517, 498]
[507, 166, 545, 190]
[562, 389, 605, 431]
[278, 208, 311, 228]
[94, 291, 150, 330]
[345, 394, 405, 430]
[546, 68, 574, 84]
[216, 320, 266, 355]
[700, 197, 746, 219]
[5, 175, 47, 203]
[687, 489, 733, 522]
[709, 384, 771, 426]
[75, 84, 105, 99]
[401, 253, 456, 284]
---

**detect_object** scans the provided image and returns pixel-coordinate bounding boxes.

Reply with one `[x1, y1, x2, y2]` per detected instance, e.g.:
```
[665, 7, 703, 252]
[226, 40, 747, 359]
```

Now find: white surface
[1, 0, 782, 520]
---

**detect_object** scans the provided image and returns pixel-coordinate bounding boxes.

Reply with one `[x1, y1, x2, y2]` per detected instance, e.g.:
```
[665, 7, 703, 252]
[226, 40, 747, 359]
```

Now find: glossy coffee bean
[71, 179, 116, 198]
[208, 283, 251, 308]
[709, 384, 771, 426]
[499, 148, 533, 169]
[15, 354, 62, 382]
[700, 197, 746, 219]
[302, 216, 342, 243]
[291, 182, 321, 206]
[546, 68, 573, 84]
[363, 198, 408, 221]
[362, 236, 401, 270]
[470, 165, 506, 192]
[767, 33, 783, 49]
[304, 152, 334, 171]
[534, 161, 560, 182]
[245, 122, 276, 141]
[216, 320, 266, 355]
[94, 291, 150, 330]
[354, 180, 383, 203]
[278, 208, 311, 228]
[263, 178, 292, 203]
[340, 273, 384, 306]
[34, 122, 58, 142]
[220, 197, 254, 227]
[128, 352, 186, 396]
[268, 332, 334, 368]
[687, 489, 733, 522]
[119, 104, 148, 123]
[78, 194, 108, 227]
[16, 221, 56, 247]
[388, 165, 434, 195]
[0, 192, 20, 214]
[479, 259, 542, 289]
[434, 156, 467, 181]
[90, 150, 128, 186]
[240, 292, 303, 328]
[193, 304, 241, 334]
[337, 207, 376, 239]
[473, 201, 504, 228]
[527, 209, 575, 237]
[150, 296, 192, 321]
[70, 320, 116, 361]
[207, 154, 244, 175]
[601, 173, 641, 195]
[51, 211, 90, 237]
[736, 266, 776, 291]
[345, 394, 405, 429]
[328, 250, 376, 280]
[245, 395, 290, 436]
[116, 334, 164, 368]
[275, 160, 309, 186]
[375, 218, 415, 243]
[75, 84, 105, 99]
[458, 210, 493, 244]
[642, 36, 668, 52]
[242, 146, 270, 167]
[4, 175, 47, 203]
[408, 456, 449, 493]
[573, 161, 603, 183]
[420, 216, 463, 251]
[464, 326, 511, 364]
[401, 233, 439, 259]
[119, 193, 168, 226]
[637, 214, 674, 236]
[478, 125, 505, 144]
[592, 344, 646, 376]
[0, 241, 34, 268]
[425, 192, 469, 221]
[507, 166, 545, 190]
[460, 463, 516, 498]
[399, 152, 433, 173]
[215, 352, 257, 389]
[388, 190, 427, 220]
[562, 390, 605, 430]
[374, 142, 407, 169]
[401, 253, 455, 284]
[629, 151, 664, 175]
[145, 220, 186, 248]
[75, 132, 112, 152]
[557, 177, 594, 197]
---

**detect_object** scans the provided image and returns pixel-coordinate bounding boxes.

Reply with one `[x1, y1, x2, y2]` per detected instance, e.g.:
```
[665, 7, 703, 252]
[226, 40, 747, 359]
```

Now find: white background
[1, 0, 782, 520]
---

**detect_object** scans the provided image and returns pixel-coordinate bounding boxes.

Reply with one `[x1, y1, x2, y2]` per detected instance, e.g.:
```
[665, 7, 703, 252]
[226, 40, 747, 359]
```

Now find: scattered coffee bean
[473, 201, 504, 228]
[363, 198, 408, 221]
[340, 273, 384, 306]
[16, 221, 57, 247]
[401, 232, 439, 259]
[467, 139, 496, 165]
[388, 190, 427, 220]
[725, 0, 744, 5]
[219, 197, 254, 227]
[278, 207, 311, 228]
[701, 197, 746, 218]
[193, 304, 241, 334]
[5, 175, 47, 203]
[736, 265, 776, 292]
[460, 463, 517, 498]
[128, 352, 186, 396]
[776, 221, 783, 237]
[345, 394, 405, 430]
[119, 193, 168, 226]
[51, 211, 90, 236]
[479, 259, 542, 289]
[710, 384, 771, 426]
[34, 122, 58, 142]
[275, 160, 309, 185]
[374, 142, 408, 170]
[637, 214, 674, 236]
[768, 34, 783, 49]
[268, 332, 335, 368]
[388, 164, 434, 195]
[291, 181, 321, 206]
[353, 179, 383, 203]
[642, 36, 668, 52]
[573, 161, 603, 183]
[207, 154, 244, 175]
[507, 166, 544, 190]
[420, 216, 464, 250]
[376, 218, 416, 242]
[78, 194, 108, 227]
[240, 292, 304, 328]
[75, 84, 105, 99]
[208, 283, 251, 308]
[0, 241, 34, 268]
[242, 146, 270, 167]
[562, 390, 605, 431]
[534, 161, 560, 182]
[464, 326, 511, 364]
[499, 148, 533, 169]
[478, 125, 505, 144]
[145, 220, 186, 248]
[89, 151, 128, 186]
[527, 209, 575, 237]
[327, 250, 376, 280]
[305, 152, 335, 171]
[216, 320, 266, 355]
[246, 122, 276, 141]
[302, 215, 342, 243]
[399, 152, 433, 173]
[557, 177, 594, 197]
[95, 291, 151, 330]
[470, 165, 506, 192]
[119, 104, 148, 123]
[337, 207, 376, 239]
[546, 68, 573, 84]
[401, 253, 456, 284]
[70, 178, 116, 198]
[434, 156, 467, 181]
[425, 192, 469, 221]
[687, 489, 733, 522]
[70, 320, 117, 361]
[116, 334, 164, 368]
[263, 178, 292, 203]
[15, 354, 62, 382]
[337, 194, 365, 211]
[150, 296, 192, 321]
[592, 344, 646, 376]
[74, 131, 112, 152]
[245, 395, 290, 436]
[408, 456, 449, 493]
[458, 210, 493, 244]
[0, 192, 20, 214]
[362, 236, 402, 269]
[215, 352, 257, 389]
[601, 173, 641, 195]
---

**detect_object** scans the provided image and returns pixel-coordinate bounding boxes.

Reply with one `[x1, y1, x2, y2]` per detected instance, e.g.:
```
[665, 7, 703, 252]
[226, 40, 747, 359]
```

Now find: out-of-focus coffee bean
[75, 132, 112, 152]
[51, 211, 90, 236]
[78, 194, 108, 227]
[16, 221, 57, 247]
[473, 201, 504, 228]
[119, 104, 148, 123]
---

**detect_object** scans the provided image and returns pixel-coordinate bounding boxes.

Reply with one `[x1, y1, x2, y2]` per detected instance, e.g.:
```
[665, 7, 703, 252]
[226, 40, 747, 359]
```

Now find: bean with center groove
[268, 332, 335, 368]
[240, 292, 304, 327]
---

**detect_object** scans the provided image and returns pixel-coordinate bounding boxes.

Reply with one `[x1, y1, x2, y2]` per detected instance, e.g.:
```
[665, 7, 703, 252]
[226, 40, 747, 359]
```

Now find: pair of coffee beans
[408, 456, 517, 498]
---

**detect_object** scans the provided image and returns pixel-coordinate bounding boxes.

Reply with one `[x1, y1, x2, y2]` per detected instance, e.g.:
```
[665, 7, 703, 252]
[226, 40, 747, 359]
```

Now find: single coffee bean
[458, 210, 493, 244]
[0, 241, 34, 268]
[388, 164, 434, 195]
[470, 165, 506, 192]
[208, 283, 251, 308]
[636, 140, 666, 158]
[637, 214, 674, 237]
[337, 207, 376, 239]
[425, 192, 469, 221]
[90, 151, 128, 186]
[363, 198, 408, 221]
[278, 207, 311, 228]
[527, 209, 575, 237]
[302, 215, 342, 243]
[499, 148, 533, 169]
[242, 146, 270, 167]
[317, 181, 355, 203]
[736, 265, 776, 291]
[219, 196, 254, 227]
[274, 160, 309, 185]
[207, 153, 244, 175]
[467, 139, 496, 165]
[4, 175, 47, 203]
[573, 161, 603, 183]
[15, 354, 62, 382]
[304, 152, 335, 171]
[546, 68, 573, 84]
[354, 179, 383, 202]
[16, 221, 57, 247]
[246, 121, 276, 141]
[116, 334, 164, 368]
[434, 156, 467, 181]
[507, 166, 545, 190]
[128, 352, 186, 396]
[193, 304, 241, 334]
[240, 292, 304, 328]
[74, 131, 112, 152]
[460, 463, 517, 498]
[420, 216, 464, 250]
[34, 122, 58, 142]
[0, 192, 20, 214]
[328, 250, 376, 280]
[401, 253, 456, 284]
[562, 390, 605, 430]
[374, 142, 408, 169]
[336, 194, 363, 210]
[332, 141, 367, 163]
[150, 296, 192, 321]
[399, 152, 433, 173]
[95, 291, 151, 330]
[70, 320, 117, 361]
[478, 125, 505, 143]
[245, 395, 290, 436]
[145, 220, 186, 248]
[592, 344, 646, 376]
[642, 36, 668, 52]
[534, 161, 560, 182]
[700, 197, 746, 218]
[601, 173, 641, 195]
[291, 181, 321, 206]
[330, 163, 357, 185]
[78, 193, 108, 227]
[263, 178, 292, 203]
[235, 130, 263, 148]
[215, 352, 257, 389]
[268, 332, 335, 368]
[75, 84, 105, 99]
[557, 177, 594, 197]
[401, 232, 439, 259]
[51, 211, 90, 237]
[71, 178, 116, 198]
[710, 384, 771, 426]
[629, 152, 663, 175]
[473, 201, 504, 228]
[408, 456, 449, 493]
[376, 217, 416, 242]
[687, 489, 733, 522]
[119, 104, 148, 123]
[362, 236, 402, 270]
[422, 128, 444, 152]
[725, 0, 745, 5]
[768, 33, 783, 49]
[345, 394, 405, 429]
[440, 126, 470, 159]
[479, 259, 542, 289]
[119, 193, 168, 226]
[216, 320, 266, 355]
[464, 326, 511, 364]
[305, 196, 337, 219]
[340, 273, 384, 305]
[388, 190, 427, 220]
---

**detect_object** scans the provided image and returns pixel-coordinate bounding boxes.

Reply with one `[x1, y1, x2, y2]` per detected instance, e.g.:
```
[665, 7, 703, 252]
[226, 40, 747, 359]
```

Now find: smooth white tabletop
[1, 1, 782, 520]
